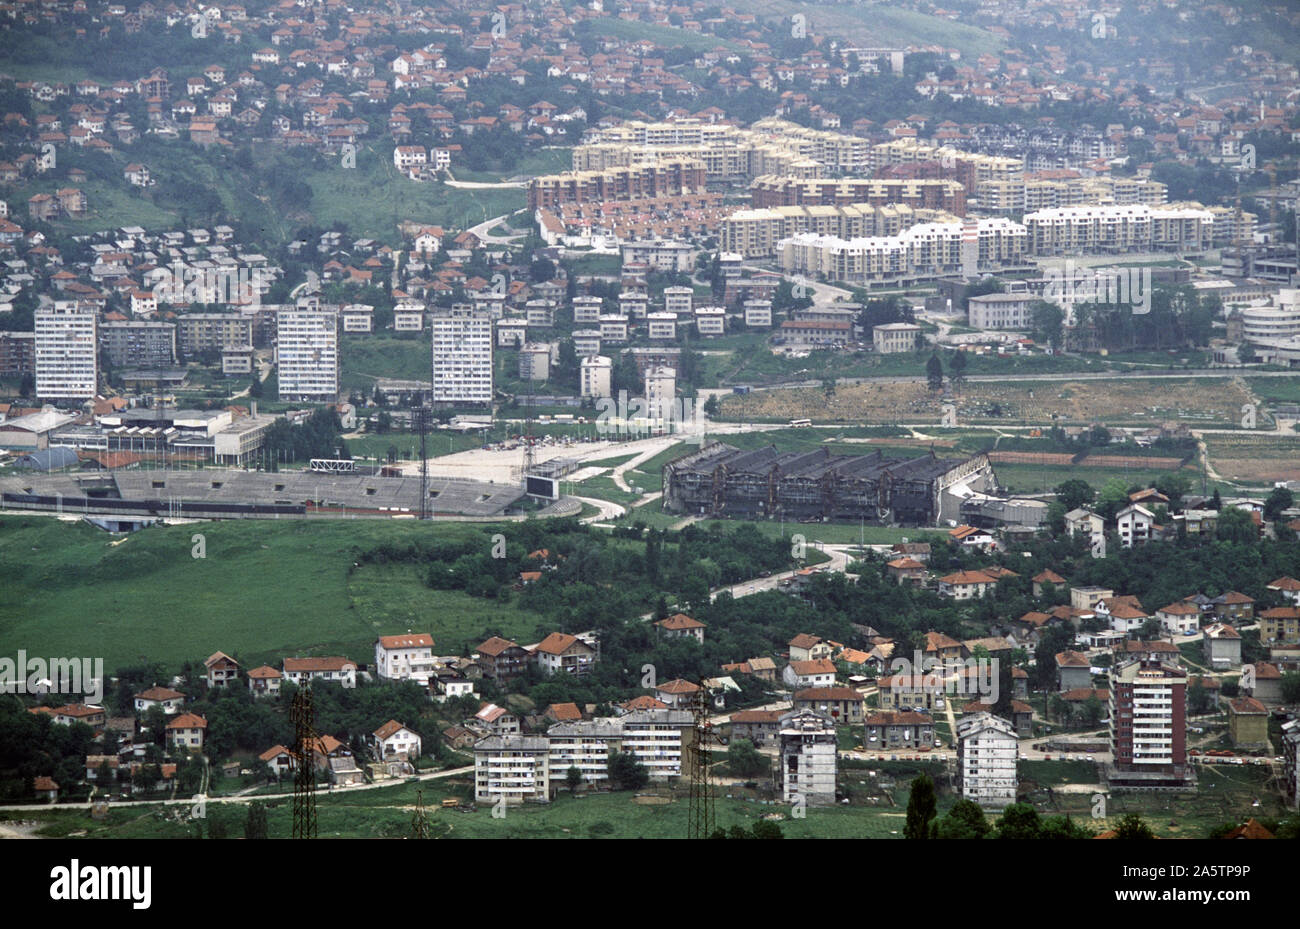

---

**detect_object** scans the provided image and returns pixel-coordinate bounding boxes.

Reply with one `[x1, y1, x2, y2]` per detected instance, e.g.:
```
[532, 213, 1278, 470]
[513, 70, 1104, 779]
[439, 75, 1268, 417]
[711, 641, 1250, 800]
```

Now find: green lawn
[1247, 376, 1300, 406]
[0, 516, 515, 671]
[303, 146, 525, 243]
[347, 563, 543, 656]
[341, 335, 432, 386]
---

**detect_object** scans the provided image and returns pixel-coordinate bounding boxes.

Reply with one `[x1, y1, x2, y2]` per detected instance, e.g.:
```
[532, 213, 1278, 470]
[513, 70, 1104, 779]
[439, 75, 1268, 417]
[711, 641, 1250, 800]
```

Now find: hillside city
[0, 0, 1299, 854]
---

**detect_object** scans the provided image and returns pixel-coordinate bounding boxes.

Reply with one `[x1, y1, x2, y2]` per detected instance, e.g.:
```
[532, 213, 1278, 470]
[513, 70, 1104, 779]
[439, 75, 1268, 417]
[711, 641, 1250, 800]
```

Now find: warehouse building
[662, 442, 997, 526]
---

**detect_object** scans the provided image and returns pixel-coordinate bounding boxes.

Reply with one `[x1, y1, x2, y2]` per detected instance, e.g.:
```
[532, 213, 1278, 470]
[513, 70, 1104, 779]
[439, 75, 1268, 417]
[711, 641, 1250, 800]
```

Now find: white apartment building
[647, 312, 678, 340]
[572, 296, 603, 323]
[474, 736, 551, 805]
[956, 712, 1018, 809]
[599, 314, 629, 343]
[340, 304, 374, 333]
[393, 300, 425, 332]
[620, 709, 693, 780]
[663, 286, 693, 315]
[618, 291, 648, 320]
[744, 300, 772, 328]
[779, 709, 837, 805]
[525, 300, 555, 327]
[873, 322, 921, 354]
[546, 719, 623, 787]
[621, 239, 694, 272]
[967, 293, 1034, 329]
[519, 342, 552, 382]
[276, 307, 339, 402]
[35, 305, 98, 402]
[374, 633, 436, 686]
[496, 319, 528, 348]
[778, 217, 1028, 285]
[432, 308, 493, 405]
[471, 291, 506, 319]
[1116, 504, 1155, 548]
[694, 306, 726, 336]
[572, 329, 602, 356]
[580, 354, 612, 398]
[1022, 204, 1213, 255]
[644, 366, 677, 422]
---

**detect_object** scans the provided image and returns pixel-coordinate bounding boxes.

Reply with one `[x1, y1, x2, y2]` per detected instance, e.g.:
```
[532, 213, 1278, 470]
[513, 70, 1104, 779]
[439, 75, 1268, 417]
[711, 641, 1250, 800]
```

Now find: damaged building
[661, 442, 998, 526]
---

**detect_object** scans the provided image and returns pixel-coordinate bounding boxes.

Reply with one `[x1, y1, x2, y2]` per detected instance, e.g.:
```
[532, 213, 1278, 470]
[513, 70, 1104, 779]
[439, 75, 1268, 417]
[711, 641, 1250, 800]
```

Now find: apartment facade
[176, 313, 254, 357]
[1108, 659, 1189, 787]
[374, 633, 436, 686]
[276, 307, 339, 402]
[431, 308, 493, 405]
[780, 709, 837, 806]
[956, 712, 1018, 809]
[474, 736, 551, 805]
[35, 305, 98, 402]
[580, 354, 612, 398]
[873, 322, 921, 354]
[98, 320, 178, 368]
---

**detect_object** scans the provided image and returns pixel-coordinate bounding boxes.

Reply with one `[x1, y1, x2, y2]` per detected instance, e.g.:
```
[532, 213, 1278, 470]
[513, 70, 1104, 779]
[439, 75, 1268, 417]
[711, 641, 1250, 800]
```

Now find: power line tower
[411, 788, 430, 839]
[411, 406, 431, 519]
[686, 684, 715, 839]
[521, 391, 536, 483]
[291, 683, 318, 840]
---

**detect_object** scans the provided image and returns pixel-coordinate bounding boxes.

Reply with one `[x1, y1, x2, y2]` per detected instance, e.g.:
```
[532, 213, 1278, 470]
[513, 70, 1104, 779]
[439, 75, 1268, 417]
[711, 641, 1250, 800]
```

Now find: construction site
[660, 442, 998, 526]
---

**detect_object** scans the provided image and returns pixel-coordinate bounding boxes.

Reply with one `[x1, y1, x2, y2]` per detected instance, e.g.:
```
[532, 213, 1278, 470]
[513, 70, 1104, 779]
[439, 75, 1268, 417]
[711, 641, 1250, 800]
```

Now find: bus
[789, 419, 812, 428]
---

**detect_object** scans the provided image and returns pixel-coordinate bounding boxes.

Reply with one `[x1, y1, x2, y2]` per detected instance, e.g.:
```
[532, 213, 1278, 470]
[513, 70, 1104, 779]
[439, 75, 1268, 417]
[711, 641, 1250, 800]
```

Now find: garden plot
[721, 378, 1251, 428]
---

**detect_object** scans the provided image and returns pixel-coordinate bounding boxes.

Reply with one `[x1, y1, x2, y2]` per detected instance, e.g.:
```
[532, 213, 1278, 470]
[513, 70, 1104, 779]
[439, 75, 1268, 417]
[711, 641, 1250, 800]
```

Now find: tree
[1054, 479, 1095, 513]
[607, 750, 649, 791]
[565, 765, 583, 795]
[926, 354, 944, 391]
[994, 803, 1041, 839]
[244, 801, 268, 839]
[1114, 813, 1155, 839]
[726, 739, 769, 779]
[750, 819, 784, 839]
[934, 798, 991, 839]
[1215, 507, 1257, 545]
[903, 773, 937, 838]
[1154, 473, 1191, 509]
[1280, 672, 1300, 705]
[1030, 300, 1065, 349]
[1264, 486, 1294, 523]
[948, 349, 967, 386]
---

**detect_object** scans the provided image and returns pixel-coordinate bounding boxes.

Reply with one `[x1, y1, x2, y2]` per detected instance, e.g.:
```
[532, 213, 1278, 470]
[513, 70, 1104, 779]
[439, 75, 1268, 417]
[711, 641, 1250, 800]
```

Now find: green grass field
[0, 516, 515, 671]
[340, 335, 433, 385]
[303, 147, 525, 244]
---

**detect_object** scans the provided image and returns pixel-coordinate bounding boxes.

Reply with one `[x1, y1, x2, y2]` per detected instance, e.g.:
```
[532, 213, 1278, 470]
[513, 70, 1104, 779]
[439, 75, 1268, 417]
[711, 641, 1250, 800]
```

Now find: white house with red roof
[133, 685, 185, 714]
[371, 720, 422, 761]
[283, 656, 356, 688]
[655, 612, 705, 643]
[532, 631, 597, 676]
[374, 632, 435, 685]
[166, 713, 207, 751]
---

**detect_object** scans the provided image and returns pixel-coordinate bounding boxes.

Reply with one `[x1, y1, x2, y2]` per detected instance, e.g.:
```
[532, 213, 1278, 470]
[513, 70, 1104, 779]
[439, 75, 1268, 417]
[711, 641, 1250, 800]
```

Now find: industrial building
[0, 467, 526, 520]
[661, 442, 997, 526]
